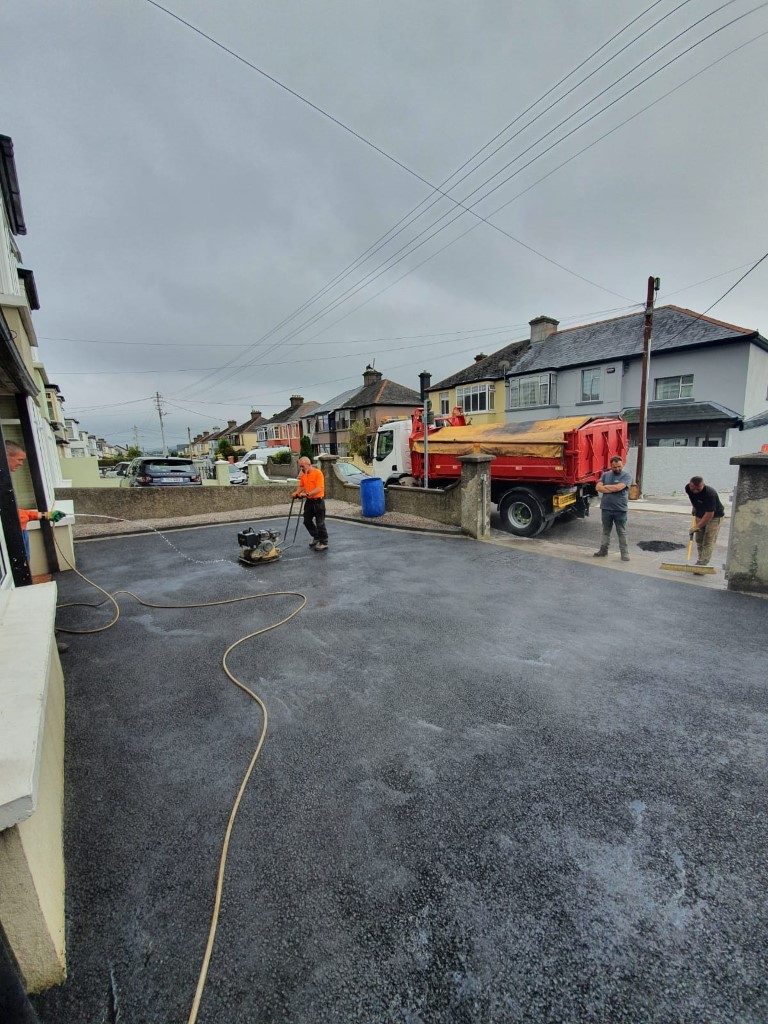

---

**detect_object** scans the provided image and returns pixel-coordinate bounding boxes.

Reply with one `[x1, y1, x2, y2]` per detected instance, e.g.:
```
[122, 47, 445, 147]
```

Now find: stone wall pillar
[247, 463, 267, 487]
[726, 453, 768, 595]
[214, 460, 230, 486]
[318, 454, 341, 500]
[458, 454, 494, 539]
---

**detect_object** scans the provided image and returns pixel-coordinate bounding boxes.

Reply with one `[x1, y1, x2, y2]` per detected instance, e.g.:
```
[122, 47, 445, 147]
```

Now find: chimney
[227, 419, 236, 427]
[474, 353, 488, 363]
[289, 394, 304, 410]
[250, 409, 261, 419]
[363, 364, 383, 387]
[529, 315, 559, 343]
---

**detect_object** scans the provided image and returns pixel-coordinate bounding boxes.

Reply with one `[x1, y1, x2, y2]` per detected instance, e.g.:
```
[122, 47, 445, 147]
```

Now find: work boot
[593, 548, 608, 557]
[309, 540, 318, 549]
[314, 543, 328, 552]
[621, 554, 630, 562]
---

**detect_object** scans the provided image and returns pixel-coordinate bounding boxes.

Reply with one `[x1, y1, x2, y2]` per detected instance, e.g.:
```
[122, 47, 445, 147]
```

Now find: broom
[660, 515, 716, 574]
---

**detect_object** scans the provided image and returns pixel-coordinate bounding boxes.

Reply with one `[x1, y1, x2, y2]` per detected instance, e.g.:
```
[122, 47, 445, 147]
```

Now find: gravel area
[72, 498, 461, 540]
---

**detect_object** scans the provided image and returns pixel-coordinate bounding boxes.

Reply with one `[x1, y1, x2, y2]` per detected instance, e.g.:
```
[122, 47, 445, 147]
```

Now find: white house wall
[744, 344, 768, 419]
[621, 342, 751, 416]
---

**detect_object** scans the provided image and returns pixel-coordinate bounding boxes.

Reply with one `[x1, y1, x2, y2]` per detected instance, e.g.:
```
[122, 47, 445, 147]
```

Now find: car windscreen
[338, 462, 363, 477]
[144, 462, 194, 473]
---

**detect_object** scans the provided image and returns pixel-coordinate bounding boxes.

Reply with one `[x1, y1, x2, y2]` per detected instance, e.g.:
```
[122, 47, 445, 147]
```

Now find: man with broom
[685, 475, 725, 567]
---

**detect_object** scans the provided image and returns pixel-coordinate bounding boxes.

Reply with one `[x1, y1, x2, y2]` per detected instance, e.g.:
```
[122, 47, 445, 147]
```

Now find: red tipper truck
[371, 409, 628, 537]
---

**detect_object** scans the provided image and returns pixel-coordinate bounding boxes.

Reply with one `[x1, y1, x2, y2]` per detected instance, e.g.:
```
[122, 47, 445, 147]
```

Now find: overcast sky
[3, 0, 767, 447]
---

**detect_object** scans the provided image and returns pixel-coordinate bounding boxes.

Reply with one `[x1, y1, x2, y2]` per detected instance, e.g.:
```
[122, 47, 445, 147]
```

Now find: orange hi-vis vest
[18, 508, 42, 531]
[298, 467, 324, 499]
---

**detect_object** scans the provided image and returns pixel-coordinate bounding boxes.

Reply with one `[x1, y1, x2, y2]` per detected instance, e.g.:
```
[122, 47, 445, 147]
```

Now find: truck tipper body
[371, 410, 628, 536]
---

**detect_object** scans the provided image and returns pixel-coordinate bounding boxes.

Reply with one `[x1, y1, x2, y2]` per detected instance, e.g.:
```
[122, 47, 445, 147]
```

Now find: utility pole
[155, 392, 168, 457]
[634, 275, 660, 497]
[419, 371, 431, 489]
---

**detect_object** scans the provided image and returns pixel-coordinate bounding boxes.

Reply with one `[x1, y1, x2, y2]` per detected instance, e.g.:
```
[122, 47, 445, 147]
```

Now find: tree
[300, 434, 313, 459]
[348, 420, 370, 459]
[216, 438, 237, 461]
[126, 446, 141, 459]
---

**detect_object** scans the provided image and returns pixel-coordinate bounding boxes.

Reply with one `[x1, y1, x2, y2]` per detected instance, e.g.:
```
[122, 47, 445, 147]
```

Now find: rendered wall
[55, 483, 294, 521]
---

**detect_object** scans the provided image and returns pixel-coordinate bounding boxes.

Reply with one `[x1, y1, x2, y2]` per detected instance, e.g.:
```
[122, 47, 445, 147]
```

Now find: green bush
[300, 434, 313, 459]
[270, 449, 292, 465]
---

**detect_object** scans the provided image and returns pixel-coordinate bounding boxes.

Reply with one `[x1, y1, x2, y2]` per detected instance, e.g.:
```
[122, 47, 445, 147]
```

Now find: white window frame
[456, 383, 495, 414]
[654, 373, 694, 401]
[507, 373, 557, 409]
[580, 366, 602, 402]
[439, 391, 450, 415]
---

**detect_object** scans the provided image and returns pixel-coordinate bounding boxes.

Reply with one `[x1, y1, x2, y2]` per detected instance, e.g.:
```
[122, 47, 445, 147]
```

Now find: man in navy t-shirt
[594, 455, 632, 561]
[685, 475, 725, 566]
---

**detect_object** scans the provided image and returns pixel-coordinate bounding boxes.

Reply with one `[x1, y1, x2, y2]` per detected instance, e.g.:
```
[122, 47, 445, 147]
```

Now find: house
[0, 132, 69, 1005]
[308, 386, 361, 454]
[231, 409, 269, 450]
[333, 366, 421, 456]
[255, 395, 320, 452]
[502, 308, 768, 447]
[428, 340, 529, 425]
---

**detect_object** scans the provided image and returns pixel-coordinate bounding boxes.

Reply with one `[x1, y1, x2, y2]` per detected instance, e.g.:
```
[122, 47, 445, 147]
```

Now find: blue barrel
[360, 476, 385, 517]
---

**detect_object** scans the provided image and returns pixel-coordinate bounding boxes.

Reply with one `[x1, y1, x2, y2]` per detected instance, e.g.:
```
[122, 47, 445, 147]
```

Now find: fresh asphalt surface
[34, 518, 767, 1023]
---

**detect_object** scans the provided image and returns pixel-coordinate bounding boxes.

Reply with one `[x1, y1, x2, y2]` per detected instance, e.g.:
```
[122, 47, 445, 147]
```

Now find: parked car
[105, 461, 130, 478]
[229, 465, 247, 485]
[122, 457, 202, 487]
[335, 461, 372, 486]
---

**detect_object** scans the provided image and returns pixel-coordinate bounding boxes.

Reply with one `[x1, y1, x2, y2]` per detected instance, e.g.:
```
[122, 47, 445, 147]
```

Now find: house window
[439, 392, 450, 415]
[654, 374, 693, 401]
[507, 373, 557, 409]
[580, 367, 602, 402]
[456, 383, 495, 413]
[652, 438, 688, 447]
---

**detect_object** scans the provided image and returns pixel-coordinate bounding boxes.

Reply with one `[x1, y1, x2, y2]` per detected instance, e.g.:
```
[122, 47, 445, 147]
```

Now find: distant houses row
[181, 305, 768, 462]
[180, 365, 421, 458]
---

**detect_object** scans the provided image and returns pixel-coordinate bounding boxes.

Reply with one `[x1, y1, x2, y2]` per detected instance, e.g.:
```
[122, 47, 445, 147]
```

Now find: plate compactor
[237, 498, 304, 566]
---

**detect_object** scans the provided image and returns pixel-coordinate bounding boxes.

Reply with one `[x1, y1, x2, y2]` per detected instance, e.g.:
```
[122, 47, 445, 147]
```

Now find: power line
[179, 2, 766, 400]
[39, 336, 247, 348]
[171, 0, 672, 391]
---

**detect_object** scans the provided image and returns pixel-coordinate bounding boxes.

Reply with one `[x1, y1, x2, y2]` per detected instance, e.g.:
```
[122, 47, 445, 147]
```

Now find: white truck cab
[371, 419, 413, 484]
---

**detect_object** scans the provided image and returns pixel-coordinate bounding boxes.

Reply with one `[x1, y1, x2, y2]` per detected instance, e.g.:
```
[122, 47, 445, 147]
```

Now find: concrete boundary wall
[619, 424, 768, 496]
[321, 459, 463, 529]
[54, 484, 294, 521]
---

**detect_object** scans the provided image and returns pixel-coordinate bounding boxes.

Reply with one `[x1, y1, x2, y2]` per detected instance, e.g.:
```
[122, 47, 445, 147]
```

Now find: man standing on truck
[685, 475, 725, 567]
[594, 455, 632, 562]
[294, 456, 328, 551]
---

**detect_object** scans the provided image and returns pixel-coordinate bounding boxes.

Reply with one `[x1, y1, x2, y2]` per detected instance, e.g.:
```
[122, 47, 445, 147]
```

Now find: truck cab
[371, 409, 466, 485]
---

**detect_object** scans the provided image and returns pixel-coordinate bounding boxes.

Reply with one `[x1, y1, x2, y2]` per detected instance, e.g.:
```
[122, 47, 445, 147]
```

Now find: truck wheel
[498, 490, 545, 537]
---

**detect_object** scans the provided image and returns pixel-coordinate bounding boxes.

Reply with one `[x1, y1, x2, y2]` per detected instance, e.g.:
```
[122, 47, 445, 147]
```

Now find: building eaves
[0, 136, 26, 236]
[286, 400, 320, 422]
[741, 410, 768, 430]
[340, 379, 420, 410]
[510, 306, 759, 375]
[17, 268, 39, 310]
[431, 338, 529, 390]
[620, 400, 742, 425]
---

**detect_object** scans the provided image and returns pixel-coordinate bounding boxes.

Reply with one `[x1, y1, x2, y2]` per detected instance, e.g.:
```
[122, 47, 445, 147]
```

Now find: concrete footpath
[34, 519, 767, 1023]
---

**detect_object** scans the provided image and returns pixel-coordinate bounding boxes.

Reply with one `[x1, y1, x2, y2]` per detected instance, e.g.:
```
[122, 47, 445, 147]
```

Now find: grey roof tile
[432, 339, 529, 390]
[512, 306, 760, 374]
[620, 400, 742, 424]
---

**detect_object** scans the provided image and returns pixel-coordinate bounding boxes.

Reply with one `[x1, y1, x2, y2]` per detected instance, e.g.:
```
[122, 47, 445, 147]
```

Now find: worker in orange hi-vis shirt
[5, 441, 63, 561]
[293, 456, 328, 552]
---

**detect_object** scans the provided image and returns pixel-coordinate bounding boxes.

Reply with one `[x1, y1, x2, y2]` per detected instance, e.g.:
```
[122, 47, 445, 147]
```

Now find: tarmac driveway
[34, 518, 768, 1023]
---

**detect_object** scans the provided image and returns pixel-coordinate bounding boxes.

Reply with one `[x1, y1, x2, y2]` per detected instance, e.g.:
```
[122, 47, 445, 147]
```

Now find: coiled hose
[53, 516, 306, 1023]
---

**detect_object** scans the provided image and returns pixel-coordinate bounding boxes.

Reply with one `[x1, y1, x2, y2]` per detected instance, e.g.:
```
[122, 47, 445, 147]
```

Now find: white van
[234, 446, 292, 469]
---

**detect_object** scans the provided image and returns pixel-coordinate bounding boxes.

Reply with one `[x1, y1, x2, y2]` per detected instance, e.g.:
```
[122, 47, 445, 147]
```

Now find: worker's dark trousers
[599, 510, 628, 556]
[303, 498, 328, 544]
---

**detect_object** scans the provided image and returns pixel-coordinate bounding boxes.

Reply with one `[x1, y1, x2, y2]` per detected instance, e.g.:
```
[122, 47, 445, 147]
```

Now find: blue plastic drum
[360, 476, 385, 517]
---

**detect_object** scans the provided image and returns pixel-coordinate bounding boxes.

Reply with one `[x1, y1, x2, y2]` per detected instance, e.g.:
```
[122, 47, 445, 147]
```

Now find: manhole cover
[636, 540, 686, 552]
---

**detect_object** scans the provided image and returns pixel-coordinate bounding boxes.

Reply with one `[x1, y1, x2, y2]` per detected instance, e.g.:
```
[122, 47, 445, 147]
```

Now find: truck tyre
[498, 489, 545, 537]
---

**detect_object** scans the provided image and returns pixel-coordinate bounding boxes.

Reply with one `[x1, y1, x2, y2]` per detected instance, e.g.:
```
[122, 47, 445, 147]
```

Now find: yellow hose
[53, 535, 306, 1023]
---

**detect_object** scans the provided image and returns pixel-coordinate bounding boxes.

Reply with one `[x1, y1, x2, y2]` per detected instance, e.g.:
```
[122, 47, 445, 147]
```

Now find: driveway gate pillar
[726, 452, 768, 595]
[458, 454, 494, 539]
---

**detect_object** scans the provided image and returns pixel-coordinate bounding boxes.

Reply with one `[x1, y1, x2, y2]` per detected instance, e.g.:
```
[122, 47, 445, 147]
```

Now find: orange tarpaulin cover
[411, 416, 592, 459]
